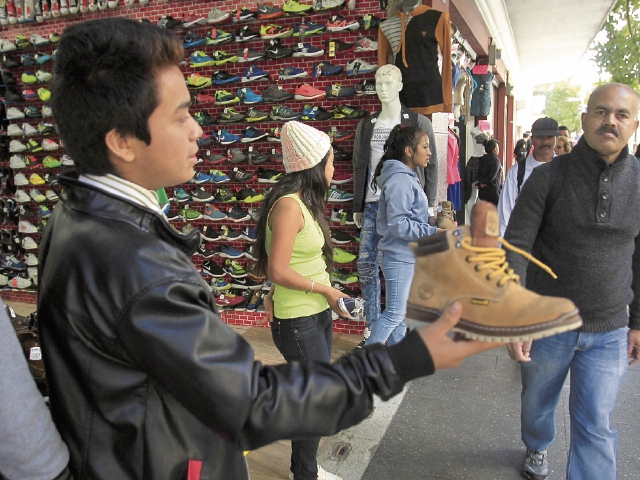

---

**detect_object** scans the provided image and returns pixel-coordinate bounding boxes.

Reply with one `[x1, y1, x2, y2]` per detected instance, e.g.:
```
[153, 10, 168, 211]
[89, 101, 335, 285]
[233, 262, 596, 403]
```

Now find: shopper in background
[0, 301, 72, 480]
[554, 135, 572, 155]
[40, 17, 499, 480]
[475, 138, 502, 206]
[253, 121, 347, 480]
[365, 125, 437, 347]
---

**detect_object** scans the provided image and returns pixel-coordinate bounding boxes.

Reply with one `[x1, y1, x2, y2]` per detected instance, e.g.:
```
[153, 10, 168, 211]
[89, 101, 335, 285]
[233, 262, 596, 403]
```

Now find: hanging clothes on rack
[378, 5, 452, 115]
[446, 127, 461, 210]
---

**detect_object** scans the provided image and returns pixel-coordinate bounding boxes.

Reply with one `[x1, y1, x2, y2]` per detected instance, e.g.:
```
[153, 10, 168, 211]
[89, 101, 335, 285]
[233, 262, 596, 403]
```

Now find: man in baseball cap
[498, 117, 559, 235]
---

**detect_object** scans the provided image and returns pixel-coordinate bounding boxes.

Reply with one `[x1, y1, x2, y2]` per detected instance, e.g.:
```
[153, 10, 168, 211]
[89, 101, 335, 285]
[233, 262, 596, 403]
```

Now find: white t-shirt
[497, 153, 549, 236]
[365, 116, 398, 202]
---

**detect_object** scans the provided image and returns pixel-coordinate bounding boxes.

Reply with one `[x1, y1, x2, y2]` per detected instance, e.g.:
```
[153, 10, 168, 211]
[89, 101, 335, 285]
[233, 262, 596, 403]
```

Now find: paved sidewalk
[351, 348, 640, 480]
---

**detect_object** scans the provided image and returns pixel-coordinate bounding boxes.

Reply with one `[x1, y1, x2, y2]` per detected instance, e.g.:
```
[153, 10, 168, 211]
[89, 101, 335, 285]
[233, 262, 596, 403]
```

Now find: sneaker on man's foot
[522, 449, 548, 480]
[405, 201, 583, 342]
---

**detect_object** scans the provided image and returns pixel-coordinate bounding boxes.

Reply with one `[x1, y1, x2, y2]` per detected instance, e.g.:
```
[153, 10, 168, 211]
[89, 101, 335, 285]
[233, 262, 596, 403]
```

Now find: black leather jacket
[38, 172, 433, 480]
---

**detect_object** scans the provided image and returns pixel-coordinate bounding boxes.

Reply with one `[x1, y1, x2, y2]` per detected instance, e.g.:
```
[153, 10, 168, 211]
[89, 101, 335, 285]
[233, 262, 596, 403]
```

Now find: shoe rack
[0, 0, 387, 335]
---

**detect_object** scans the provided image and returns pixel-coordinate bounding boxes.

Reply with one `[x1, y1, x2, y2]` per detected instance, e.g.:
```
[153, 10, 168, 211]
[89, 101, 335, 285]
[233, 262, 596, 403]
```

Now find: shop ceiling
[468, 0, 616, 92]
[504, 0, 615, 85]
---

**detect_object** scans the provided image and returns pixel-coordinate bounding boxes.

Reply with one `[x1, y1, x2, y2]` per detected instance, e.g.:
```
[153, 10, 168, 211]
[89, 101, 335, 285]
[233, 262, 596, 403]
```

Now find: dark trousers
[271, 309, 333, 480]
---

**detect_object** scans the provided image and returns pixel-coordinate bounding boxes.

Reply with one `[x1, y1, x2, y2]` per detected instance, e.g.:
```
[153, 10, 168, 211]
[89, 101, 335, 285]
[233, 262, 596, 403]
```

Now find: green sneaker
[21, 72, 37, 84]
[42, 155, 61, 168]
[186, 73, 212, 90]
[333, 247, 356, 264]
[224, 259, 247, 278]
[331, 268, 359, 285]
[179, 204, 203, 221]
[211, 277, 232, 291]
[283, 0, 313, 14]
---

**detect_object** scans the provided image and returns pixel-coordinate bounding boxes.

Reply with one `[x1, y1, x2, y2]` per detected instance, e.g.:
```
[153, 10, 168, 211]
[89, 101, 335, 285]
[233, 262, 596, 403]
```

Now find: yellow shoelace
[460, 237, 557, 287]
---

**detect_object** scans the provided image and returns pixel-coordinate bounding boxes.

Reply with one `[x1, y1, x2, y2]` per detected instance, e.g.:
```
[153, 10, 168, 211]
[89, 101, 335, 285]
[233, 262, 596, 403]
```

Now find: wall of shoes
[0, 0, 387, 334]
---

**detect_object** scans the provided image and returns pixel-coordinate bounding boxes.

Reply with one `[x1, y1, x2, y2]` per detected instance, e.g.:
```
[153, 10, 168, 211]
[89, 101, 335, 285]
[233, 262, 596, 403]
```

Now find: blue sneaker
[237, 87, 263, 104]
[34, 53, 52, 64]
[173, 187, 191, 202]
[241, 65, 269, 83]
[189, 51, 217, 67]
[216, 129, 241, 145]
[211, 277, 232, 291]
[219, 243, 244, 259]
[301, 104, 334, 121]
[312, 61, 343, 77]
[2, 254, 27, 271]
[211, 70, 240, 85]
[241, 226, 256, 241]
[327, 187, 354, 202]
[278, 66, 308, 80]
[183, 33, 207, 49]
[293, 21, 325, 37]
[190, 171, 212, 184]
[292, 43, 324, 57]
[209, 169, 231, 184]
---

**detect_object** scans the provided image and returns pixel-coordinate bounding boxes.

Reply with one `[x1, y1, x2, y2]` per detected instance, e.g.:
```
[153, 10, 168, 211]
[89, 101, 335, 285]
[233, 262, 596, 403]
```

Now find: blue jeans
[271, 309, 333, 480]
[357, 201, 381, 330]
[521, 327, 629, 480]
[365, 254, 412, 346]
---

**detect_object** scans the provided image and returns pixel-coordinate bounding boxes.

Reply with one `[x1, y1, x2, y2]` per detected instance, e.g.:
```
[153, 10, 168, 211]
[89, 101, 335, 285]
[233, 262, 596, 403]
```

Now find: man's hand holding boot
[420, 302, 501, 371]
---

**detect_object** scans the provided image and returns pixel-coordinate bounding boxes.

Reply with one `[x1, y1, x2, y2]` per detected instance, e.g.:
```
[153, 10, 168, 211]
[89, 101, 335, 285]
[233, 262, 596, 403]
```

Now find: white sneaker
[30, 188, 46, 202]
[288, 466, 342, 480]
[354, 36, 378, 52]
[25, 253, 38, 266]
[7, 107, 25, 119]
[7, 124, 23, 136]
[22, 236, 38, 250]
[45, 189, 59, 201]
[0, 273, 8, 286]
[41, 138, 59, 151]
[60, 154, 74, 166]
[0, 38, 16, 52]
[59, 0, 68, 14]
[15, 190, 31, 203]
[19, 220, 38, 233]
[22, 123, 38, 136]
[27, 267, 38, 285]
[345, 59, 378, 75]
[8, 275, 32, 289]
[10, 140, 27, 152]
[69, 0, 78, 13]
[107, 0, 117, 7]
[207, 7, 229, 23]
[35, 69, 52, 82]
[13, 173, 29, 186]
[10, 155, 26, 169]
[30, 33, 49, 47]
[41, 105, 52, 117]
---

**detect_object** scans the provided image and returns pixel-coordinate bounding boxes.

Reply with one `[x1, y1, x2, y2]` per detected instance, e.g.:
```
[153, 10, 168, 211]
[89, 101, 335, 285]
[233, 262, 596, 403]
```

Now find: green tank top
[265, 194, 330, 319]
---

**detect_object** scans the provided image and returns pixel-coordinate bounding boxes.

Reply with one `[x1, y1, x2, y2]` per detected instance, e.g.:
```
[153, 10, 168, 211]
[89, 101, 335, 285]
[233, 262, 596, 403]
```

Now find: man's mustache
[596, 126, 620, 137]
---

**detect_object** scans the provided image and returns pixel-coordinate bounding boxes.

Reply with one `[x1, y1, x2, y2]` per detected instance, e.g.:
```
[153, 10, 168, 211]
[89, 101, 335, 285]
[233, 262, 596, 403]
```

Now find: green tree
[591, 0, 640, 92]
[542, 83, 582, 133]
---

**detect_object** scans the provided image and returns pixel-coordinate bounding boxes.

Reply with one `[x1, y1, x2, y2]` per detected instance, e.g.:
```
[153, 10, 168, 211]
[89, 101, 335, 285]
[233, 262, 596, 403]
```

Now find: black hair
[253, 152, 333, 278]
[51, 18, 184, 175]
[371, 125, 426, 190]
[558, 125, 569, 131]
[483, 139, 498, 154]
[635, 144, 640, 158]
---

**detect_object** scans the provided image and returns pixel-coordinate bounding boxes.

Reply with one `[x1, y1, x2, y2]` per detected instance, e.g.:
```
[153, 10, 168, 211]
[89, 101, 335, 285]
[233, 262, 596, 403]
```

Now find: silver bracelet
[306, 279, 315, 294]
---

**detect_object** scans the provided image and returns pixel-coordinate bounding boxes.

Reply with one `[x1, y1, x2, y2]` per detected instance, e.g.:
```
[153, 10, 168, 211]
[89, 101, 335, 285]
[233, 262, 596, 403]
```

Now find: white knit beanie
[281, 121, 331, 174]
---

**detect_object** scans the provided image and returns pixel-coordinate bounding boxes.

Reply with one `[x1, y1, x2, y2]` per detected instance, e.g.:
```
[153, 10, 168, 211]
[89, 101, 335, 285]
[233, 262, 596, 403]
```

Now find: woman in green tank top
[253, 121, 348, 480]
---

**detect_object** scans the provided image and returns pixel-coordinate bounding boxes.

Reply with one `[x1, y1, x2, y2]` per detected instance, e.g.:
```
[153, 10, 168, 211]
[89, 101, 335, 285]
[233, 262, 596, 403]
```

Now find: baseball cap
[531, 117, 559, 136]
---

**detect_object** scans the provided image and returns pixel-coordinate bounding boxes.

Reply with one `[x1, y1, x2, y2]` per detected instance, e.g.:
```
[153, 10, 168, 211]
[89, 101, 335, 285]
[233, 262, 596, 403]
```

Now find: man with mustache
[504, 83, 640, 480]
[497, 117, 559, 236]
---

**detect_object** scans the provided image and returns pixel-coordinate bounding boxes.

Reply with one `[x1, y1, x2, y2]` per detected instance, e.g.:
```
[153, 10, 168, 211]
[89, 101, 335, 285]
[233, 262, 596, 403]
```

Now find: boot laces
[460, 237, 556, 287]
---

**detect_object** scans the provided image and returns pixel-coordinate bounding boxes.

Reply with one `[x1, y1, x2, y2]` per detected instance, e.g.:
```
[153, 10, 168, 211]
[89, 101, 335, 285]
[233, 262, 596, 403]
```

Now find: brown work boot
[405, 201, 582, 342]
[436, 200, 456, 229]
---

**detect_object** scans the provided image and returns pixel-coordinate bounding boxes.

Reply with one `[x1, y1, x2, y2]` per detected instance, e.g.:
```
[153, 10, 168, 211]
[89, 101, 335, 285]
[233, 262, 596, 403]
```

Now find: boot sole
[405, 304, 583, 343]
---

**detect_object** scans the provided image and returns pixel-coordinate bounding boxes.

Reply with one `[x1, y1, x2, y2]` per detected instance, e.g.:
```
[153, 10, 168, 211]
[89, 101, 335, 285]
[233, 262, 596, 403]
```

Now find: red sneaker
[330, 170, 353, 185]
[215, 292, 245, 308]
[294, 83, 326, 101]
[194, 93, 215, 105]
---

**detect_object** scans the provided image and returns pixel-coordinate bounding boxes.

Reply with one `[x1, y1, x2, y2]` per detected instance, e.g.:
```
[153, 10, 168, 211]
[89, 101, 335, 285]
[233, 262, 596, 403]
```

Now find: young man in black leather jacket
[39, 18, 496, 480]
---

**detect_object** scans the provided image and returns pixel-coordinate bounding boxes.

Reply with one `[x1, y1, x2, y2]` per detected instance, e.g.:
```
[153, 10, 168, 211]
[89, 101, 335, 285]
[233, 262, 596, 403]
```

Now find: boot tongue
[471, 201, 499, 248]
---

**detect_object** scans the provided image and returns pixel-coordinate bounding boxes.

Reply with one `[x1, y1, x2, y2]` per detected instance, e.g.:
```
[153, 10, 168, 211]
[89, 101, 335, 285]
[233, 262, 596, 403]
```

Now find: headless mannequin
[353, 69, 403, 227]
[453, 73, 467, 121]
